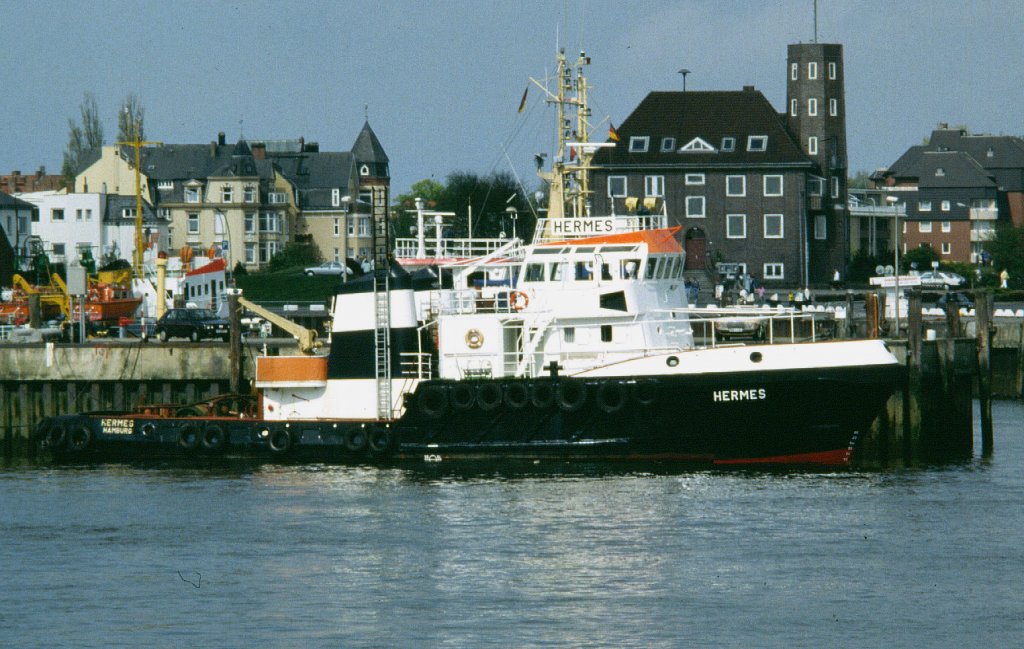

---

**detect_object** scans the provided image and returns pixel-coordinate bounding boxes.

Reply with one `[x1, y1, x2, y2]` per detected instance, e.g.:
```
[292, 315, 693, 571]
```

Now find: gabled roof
[102, 194, 160, 224]
[906, 151, 996, 189]
[0, 190, 36, 210]
[594, 89, 811, 168]
[351, 121, 389, 164]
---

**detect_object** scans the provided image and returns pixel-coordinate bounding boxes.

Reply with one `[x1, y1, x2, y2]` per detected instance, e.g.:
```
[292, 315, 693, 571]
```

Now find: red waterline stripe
[713, 448, 850, 466]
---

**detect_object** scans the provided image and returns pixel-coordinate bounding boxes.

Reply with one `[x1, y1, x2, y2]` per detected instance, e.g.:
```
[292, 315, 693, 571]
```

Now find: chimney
[251, 142, 266, 160]
[218, 131, 226, 146]
[211, 141, 217, 156]
[305, 142, 319, 153]
[299, 136, 305, 150]
[742, 85, 755, 92]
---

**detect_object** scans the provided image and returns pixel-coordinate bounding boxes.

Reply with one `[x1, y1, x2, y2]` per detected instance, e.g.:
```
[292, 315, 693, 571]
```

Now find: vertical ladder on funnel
[372, 201, 392, 420]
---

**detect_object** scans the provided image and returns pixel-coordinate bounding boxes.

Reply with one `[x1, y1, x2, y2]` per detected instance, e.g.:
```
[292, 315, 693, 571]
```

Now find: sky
[2, 0, 1022, 199]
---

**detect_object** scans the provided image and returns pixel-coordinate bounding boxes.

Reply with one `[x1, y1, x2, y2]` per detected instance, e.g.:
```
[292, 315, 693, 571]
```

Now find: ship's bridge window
[548, 262, 565, 281]
[621, 259, 640, 279]
[646, 257, 658, 280]
[574, 261, 593, 281]
[525, 263, 545, 282]
[598, 245, 638, 253]
[601, 263, 613, 281]
[534, 247, 566, 255]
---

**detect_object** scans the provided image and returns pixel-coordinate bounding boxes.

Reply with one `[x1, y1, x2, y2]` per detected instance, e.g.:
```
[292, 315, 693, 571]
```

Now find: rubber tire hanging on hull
[345, 428, 368, 452]
[268, 429, 292, 453]
[178, 425, 200, 450]
[45, 423, 68, 450]
[504, 382, 529, 409]
[202, 425, 227, 452]
[67, 425, 93, 452]
[450, 383, 476, 410]
[556, 381, 587, 412]
[368, 427, 393, 455]
[476, 383, 503, 411]
[596, 382, 627, 414]
[418, 385, 448, 419]
[530, 382, 555, 409]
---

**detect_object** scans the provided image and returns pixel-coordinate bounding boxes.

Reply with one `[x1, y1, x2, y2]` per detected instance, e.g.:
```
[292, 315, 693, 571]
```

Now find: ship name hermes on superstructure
[712, 389, 767, 403]
[548, 217, 615, 236]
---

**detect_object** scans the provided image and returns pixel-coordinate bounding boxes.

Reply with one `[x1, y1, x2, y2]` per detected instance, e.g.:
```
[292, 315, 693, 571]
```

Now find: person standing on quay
[1000, 268, 1009, 288]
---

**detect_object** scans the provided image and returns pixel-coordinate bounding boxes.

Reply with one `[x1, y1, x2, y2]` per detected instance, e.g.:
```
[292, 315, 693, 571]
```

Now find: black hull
[33, 365, 898, 467]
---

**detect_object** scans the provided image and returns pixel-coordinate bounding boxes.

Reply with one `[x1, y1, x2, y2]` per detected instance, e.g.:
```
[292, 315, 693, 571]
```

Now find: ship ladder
[372, 213, 393, 421]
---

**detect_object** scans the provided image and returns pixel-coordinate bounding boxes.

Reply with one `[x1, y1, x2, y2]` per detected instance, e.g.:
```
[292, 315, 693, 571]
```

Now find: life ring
[510, 291, 530, 311]
[450, 383, 476, 410]
[418, 385, 448, 419]
[367, 427, 393, 455]
[67, 425, 93, 452]
[345, 428, 368, 452]
[530, 382, 555, 409]
[504, 382, 530, 409]
[465, 329, 484, 349]
[476, 383, 503, 411]
[268, 429, 292, 453]
[556, 380, 587, 412]
[202, 425, 227, 451]
[596, 382, 627, 414]
[178, 425, 200, 450]
[140, 422, 157, 437]
[634, 380, 659, 406]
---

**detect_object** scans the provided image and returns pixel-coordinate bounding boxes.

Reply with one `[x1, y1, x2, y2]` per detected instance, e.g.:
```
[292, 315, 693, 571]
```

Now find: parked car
[713, 315, 767, 341]
[154, 308, 230, 342]
[918, 270, 965, 289]
[936, 291, 974, 310]
[304, 261, 351, 277]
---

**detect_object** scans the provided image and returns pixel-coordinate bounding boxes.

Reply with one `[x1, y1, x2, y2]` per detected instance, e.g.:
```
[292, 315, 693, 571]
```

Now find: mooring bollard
[975, 291, 993, 455]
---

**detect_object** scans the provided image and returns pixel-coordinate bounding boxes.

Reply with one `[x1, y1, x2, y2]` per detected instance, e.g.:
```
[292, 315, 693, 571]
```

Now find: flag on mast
[608, 123, 621, 142]
[517, 87, 529, 113]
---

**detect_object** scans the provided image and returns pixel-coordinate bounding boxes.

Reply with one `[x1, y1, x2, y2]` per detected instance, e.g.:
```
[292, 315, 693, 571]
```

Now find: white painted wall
[16, 191, 104, 264]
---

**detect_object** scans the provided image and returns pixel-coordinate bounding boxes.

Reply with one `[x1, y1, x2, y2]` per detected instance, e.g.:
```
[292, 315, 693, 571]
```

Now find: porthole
[750, 352, 763, 363]
[666, 356, 679, 367]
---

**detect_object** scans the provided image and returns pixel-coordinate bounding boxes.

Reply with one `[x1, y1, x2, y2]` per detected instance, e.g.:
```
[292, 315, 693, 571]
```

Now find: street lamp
[414, 197, 426, 259]
[678, 68, 691, 91]
[506, 206, 518, 240]
[886, 195, 901, 334]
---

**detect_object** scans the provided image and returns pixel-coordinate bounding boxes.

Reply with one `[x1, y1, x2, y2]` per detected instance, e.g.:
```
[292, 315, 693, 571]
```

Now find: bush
[266, 242, 321, 273]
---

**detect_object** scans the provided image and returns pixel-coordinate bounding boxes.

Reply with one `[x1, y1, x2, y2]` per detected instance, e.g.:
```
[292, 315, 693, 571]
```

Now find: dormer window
[184, 186, 200, 203]
[628, 136, 649, 153]
[720, 137, 736, 152]
[935, 167, 945, 176]
[157, 180, 173, 190]
[987, 148, 994, 158]
[747, 136, 768, 152]
[221, 185, 233, 203]
[244, 185, 256, 202]
[680, 137, 715, 152]
[360, 164, 370, 176]
[660, 137, 676, 152]
[332, 188, 341, 207]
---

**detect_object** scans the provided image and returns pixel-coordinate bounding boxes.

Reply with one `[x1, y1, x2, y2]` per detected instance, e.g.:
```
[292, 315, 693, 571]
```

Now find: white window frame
[919, 201, 932, 212]
[244, 186, 256, 203]
[660, 137, 676, 152]
[828, 61, 836, 79]
[791, 62, 798, 80]
[720, 137, 735, 152]
[334, 218, 341, 237]
[244, 243, 256, 264]
[831, 177, 840, 198]
[187, 213, 199, 234]
[680, 137, 715, 152]
[808, 61, 818, 79]
[332, 189, 341, 207]
[684, 173, 705, 186]
[941, 221, 951, 233]
[747, 135, 768, 152]
[808, 177, 824, 197]
[157, 180, 173, 190]
[941, 242, 951, 255]
[221, 185, 233, 203]
[214, 211, 226, 236]
[628, 136, 649, 153]
[686, 196, 705, 218]
[763, 175, 783, 197]
[790, 98, 798, 116]
[764, 263, 784, 280]
[814, 214, 827, 240]
[244, 212, 255, 234]
[763, 213, 784, 239]
[808, 136, 818, 155]
[269, 191, 286, 204]
[608, 176, 627, 197]
[919, 222, 932, 233]
[726, 214, 746, 239]
[185, 186, 200, 203]
[358, 216, 370, 237]
[347, 219, 355, 236]
[829, 98, 838, 117]
[51, 208, 64, 222]
[808, 98, 818, 116]
[644, 175, 665, 197]
[726, 175, 746, 197]
[941, 200, 951, 211]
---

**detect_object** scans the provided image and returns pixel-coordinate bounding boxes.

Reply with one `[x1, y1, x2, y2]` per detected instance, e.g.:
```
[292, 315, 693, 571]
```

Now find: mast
[531, 49, 594, 221]
[115, 127, 161, 278]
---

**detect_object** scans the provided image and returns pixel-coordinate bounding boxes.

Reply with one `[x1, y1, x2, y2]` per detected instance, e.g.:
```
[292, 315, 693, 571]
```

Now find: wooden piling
[845, 290, 857, 339]
[906, 290, 923, 462]
[229, 292, 241, 394]
[975, 291, 994, 455]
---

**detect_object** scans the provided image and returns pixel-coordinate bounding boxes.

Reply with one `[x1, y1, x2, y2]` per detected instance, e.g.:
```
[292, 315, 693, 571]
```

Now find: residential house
[0, 191, 36, 282]
[871, 126, 1024, 263]
[2, 167, 65, 194]
[592, 43, 848, 286]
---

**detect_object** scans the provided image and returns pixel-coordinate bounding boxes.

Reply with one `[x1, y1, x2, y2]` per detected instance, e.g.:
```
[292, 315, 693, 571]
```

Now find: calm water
[2, 402, 1022, 648]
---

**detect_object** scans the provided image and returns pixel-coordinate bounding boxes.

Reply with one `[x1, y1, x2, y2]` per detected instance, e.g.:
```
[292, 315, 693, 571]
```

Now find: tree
[265, 242, 322, 273]
[392, 178, 446, 238]
[847, 170, 873, 189]
[984, 222, 1024, 289]
[62, 92, 105, 184]
[117, 94, 145, 142]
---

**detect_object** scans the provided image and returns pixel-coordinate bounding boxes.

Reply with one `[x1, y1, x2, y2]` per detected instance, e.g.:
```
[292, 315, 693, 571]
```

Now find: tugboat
[34, 50, 899, 466]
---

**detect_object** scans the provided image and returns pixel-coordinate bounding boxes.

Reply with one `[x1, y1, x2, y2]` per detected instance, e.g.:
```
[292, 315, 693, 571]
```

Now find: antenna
[678, 69, 691, 92]
[813, 0, 818, 43]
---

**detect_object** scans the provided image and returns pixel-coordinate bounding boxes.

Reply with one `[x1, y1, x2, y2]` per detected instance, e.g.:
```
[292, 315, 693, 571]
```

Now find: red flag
[518, 87, 529, 113]
[608, 123, 621, 142]
[569, 147, 577, 161]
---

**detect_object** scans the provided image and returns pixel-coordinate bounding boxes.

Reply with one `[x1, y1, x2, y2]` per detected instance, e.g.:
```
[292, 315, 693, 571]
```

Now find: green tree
[903, 243, 939, 272]
[392, 178, 446, 238]
[62, 92, 105, 184]
[265, 242, 322, 273]
[117, 94, 145, 142]
[984, 222, 1024, 289]
[847, 170, 873, 189]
